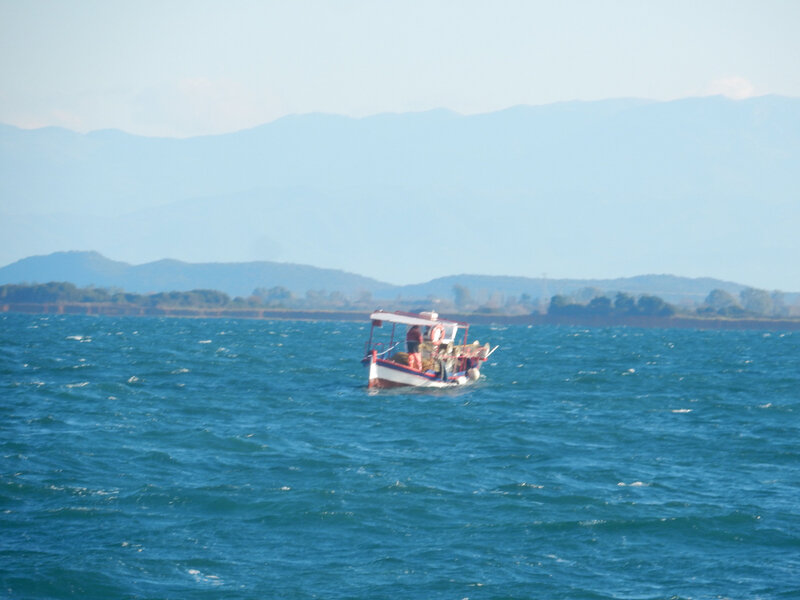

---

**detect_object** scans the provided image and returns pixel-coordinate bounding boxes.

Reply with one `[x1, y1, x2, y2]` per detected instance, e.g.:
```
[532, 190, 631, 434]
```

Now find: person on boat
[406, 325, 423, 371]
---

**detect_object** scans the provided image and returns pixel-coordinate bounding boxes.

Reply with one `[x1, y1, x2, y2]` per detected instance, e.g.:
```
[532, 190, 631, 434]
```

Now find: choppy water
[1, 313, 798, 599]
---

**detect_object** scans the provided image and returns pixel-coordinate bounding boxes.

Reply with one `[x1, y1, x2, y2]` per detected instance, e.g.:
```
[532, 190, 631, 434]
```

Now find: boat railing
[365, 340, 401, 359]
[376, 341, 400, 358]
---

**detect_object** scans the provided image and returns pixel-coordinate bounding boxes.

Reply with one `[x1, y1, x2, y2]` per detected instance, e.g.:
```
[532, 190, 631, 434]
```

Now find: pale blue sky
[2, 0, 798, 137]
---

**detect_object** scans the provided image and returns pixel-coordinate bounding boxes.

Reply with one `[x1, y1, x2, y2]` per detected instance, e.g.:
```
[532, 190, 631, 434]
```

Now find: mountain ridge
[2, 96, 798, 289]
[1, 251, 792, 305]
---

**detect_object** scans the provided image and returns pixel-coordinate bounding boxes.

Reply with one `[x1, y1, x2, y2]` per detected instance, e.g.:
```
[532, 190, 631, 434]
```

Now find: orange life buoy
[428, 324, 445, 344]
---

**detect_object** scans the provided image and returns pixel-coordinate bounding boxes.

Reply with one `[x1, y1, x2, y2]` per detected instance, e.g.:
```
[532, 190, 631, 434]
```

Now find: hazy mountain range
[3, 251, 789, 305]
[1, 96, 798, 290]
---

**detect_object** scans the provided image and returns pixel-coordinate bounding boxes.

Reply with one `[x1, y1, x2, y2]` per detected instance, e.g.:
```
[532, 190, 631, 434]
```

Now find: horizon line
[1, 93, 790, 140]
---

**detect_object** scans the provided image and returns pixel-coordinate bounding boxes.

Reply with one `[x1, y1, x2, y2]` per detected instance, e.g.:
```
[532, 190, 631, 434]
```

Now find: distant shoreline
[3, 302, 799, 331]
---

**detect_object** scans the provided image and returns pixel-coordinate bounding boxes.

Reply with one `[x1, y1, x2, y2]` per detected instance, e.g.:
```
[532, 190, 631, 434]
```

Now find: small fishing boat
[362, 310, 498, 389]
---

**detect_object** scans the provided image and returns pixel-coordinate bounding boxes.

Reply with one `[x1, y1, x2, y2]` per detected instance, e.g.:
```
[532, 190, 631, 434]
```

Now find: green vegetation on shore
[2, 281, 798, 326]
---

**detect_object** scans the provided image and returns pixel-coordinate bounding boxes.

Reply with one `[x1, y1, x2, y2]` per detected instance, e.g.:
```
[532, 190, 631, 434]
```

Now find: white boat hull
[367, 356, 476, 389]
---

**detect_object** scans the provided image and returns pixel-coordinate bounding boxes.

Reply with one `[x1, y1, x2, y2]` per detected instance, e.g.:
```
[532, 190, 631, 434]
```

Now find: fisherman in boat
[406, 325, 423, 371]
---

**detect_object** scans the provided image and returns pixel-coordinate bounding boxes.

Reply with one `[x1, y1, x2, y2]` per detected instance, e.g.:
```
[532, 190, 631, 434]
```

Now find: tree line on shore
[1, 281, 797, 320]
[545, 288, 794, 319]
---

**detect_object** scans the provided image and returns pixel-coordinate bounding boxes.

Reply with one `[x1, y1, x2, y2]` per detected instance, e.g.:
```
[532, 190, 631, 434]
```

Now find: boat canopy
[369, 310, 466, 328]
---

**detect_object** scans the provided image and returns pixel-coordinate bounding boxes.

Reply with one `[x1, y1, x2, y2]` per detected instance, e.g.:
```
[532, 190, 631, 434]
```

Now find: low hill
[0, 251, 393, 298]
[1, 251, 790, 306]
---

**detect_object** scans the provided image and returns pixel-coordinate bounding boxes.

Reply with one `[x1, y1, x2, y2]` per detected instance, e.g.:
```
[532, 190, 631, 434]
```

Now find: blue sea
[1, 313, 798, 599]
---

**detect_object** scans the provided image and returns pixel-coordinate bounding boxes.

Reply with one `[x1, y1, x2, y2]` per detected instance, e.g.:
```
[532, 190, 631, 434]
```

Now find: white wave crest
[188, 569, 223, 586]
